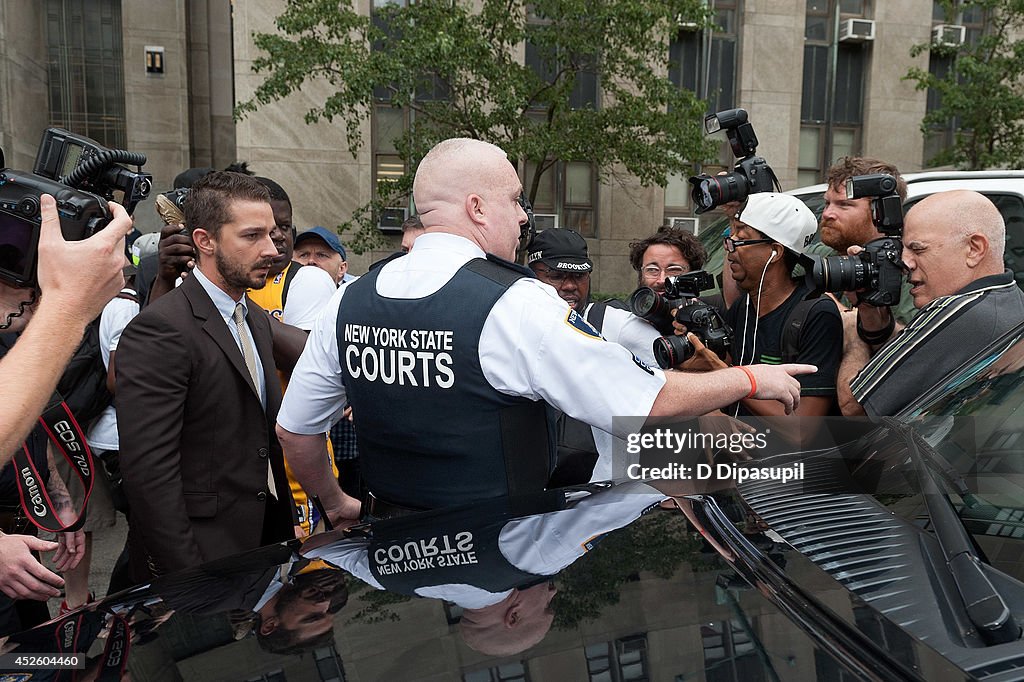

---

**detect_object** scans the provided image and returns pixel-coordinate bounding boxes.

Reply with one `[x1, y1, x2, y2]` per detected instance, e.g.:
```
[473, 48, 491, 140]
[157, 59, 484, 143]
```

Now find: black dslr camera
[688, 108, 781, 214]
[0, 128, 151, 287]
[806, 173, 904, 307]
[629, 270, 732, 369]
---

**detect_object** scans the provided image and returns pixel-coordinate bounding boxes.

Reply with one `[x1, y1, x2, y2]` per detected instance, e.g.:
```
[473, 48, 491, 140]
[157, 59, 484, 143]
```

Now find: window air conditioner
[932, 24, 966, 47]
[669, 216, 699, 234]
[838, 18, 875, 43]
[533, 213, 559, 230]
[378, 207, 409, 233]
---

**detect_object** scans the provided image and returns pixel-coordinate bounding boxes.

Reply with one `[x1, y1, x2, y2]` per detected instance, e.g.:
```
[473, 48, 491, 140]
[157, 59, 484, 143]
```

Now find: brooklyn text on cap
[526, 228, 593, 272]
[736, 193, 818, 255]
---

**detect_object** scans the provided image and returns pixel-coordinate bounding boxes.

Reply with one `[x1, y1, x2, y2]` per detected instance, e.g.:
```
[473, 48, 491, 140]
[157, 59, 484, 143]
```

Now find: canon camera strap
[11, 391, 95, 533]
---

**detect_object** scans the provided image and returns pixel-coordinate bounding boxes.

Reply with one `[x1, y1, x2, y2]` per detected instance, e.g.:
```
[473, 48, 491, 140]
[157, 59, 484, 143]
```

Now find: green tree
[237, 0, 717, 251]
[905, 0, 1024, 169]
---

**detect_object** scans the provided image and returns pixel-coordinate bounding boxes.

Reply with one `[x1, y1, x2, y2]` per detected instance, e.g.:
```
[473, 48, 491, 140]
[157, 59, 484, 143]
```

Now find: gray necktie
[233, 302, 277, 499]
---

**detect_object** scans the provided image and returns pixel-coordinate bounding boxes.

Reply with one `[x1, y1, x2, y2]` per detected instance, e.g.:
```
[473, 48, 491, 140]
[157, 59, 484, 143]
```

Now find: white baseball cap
[736, 193, 817, 255]
[131, 232, 160, 266]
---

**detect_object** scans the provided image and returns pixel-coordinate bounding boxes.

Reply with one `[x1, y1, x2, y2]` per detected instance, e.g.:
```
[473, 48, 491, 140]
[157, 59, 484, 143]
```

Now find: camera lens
[17, 196, 38, 217]
[629, 287, 665, 320]
[813, 255, 867, 292]
[653, 335, 695, 369]
[688, 172, 750, 214]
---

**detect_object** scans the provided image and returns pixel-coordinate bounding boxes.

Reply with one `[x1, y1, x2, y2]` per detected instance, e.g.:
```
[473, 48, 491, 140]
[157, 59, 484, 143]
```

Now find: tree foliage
[238, 0, 718, 250]
[905, 0, 1024, 169]
[551, 510, 706, 629]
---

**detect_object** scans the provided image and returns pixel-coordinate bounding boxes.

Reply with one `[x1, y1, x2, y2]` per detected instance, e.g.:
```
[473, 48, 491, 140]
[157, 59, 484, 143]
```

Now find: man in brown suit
[116, 171, 295, 582]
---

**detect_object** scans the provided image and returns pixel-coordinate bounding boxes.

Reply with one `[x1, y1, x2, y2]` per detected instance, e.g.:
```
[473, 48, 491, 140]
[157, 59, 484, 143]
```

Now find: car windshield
[697, 194, 831, 298]
[892, 325, 1024, 580]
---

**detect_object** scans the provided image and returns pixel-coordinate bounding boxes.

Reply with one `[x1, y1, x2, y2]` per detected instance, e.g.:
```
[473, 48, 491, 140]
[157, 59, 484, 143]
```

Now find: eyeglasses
[539, 270, 589, 284]
[641, 265, 688, 279]
[723, 237, 773, 252]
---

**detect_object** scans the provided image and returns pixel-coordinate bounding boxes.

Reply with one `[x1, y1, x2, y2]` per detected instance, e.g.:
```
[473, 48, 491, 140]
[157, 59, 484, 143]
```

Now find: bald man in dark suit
[116, 172, 295, 582]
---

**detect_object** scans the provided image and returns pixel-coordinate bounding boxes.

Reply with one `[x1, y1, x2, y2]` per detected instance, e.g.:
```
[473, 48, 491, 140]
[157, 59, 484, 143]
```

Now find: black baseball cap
[526, 229, 593, 272]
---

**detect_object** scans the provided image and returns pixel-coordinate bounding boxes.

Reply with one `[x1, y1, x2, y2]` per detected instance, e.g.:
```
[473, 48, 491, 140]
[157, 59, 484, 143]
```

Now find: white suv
[698, 169, 1024, 303]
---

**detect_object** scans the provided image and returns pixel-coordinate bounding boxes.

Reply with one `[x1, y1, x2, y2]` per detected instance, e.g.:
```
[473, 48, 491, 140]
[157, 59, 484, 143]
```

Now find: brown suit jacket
[116, 272, 295, 581]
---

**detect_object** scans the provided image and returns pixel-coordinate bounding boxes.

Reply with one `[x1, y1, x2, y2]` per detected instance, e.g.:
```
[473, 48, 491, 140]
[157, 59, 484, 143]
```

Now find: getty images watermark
[613, 417, 814, 486]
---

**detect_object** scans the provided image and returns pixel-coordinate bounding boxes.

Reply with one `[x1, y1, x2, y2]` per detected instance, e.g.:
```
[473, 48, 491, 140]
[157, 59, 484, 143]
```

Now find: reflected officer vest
[368, 494, 562, 594]
[336, 256, 555, 509]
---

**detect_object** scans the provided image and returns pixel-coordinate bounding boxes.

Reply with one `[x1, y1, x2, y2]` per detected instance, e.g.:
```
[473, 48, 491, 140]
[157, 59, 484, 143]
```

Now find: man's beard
[216, 249, 273, 291]
[821, 218, 877, 254]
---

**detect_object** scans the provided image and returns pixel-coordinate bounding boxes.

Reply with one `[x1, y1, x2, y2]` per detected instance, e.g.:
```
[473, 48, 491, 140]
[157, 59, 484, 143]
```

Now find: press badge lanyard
[10, 391, 95, 533]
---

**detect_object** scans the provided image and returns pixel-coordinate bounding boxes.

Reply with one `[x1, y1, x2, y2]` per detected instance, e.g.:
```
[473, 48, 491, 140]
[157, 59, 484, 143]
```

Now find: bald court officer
[277, 138, 815, 524]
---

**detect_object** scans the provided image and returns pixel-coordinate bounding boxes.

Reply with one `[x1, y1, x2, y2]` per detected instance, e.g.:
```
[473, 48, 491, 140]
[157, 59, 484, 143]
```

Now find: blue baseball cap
[295, 226, 347, 260]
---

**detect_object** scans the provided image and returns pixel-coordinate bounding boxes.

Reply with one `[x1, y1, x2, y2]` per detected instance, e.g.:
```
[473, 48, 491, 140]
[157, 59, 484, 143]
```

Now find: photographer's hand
[677, 332, 729, 372]
[845, 245, 898, 347]
[0, 532, 63, 601]
[0, 195, 131, 463]
[37, 195, 131, 320]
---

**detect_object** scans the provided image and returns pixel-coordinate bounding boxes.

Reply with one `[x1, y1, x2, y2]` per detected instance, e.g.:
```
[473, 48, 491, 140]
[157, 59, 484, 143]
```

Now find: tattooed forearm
[46, 444, 74, 512]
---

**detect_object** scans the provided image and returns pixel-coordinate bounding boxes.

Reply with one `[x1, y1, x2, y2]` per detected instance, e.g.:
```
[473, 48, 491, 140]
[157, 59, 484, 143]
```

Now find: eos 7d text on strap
[11, 391, 95, 533]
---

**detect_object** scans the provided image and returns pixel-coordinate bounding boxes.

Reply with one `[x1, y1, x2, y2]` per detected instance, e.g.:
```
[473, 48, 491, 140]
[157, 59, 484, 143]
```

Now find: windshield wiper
[884, 417, 1022, 646]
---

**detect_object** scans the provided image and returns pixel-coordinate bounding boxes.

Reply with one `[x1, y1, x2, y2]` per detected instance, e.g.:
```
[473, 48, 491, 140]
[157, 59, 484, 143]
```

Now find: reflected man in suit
[116, 171, 295, 583]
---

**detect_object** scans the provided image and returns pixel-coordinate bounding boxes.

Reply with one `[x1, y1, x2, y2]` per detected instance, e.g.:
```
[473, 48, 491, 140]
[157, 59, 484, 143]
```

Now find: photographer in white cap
[684, 193, 842, 425]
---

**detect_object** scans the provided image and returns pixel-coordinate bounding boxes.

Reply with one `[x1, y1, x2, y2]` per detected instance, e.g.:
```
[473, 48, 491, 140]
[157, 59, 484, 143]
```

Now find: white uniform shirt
[86, 293, 141, 450]
[578, 303, 661, 481]
[278, 232, 666, 437]
[282, 266, 338, 331]
[304, 481, 665, 608]
[586, 303, 660, 368]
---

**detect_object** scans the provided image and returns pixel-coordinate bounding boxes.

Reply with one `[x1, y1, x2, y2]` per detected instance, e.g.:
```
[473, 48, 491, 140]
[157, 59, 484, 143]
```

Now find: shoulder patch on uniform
[565, 309, 601, 339]
[631, 354, 655, 376]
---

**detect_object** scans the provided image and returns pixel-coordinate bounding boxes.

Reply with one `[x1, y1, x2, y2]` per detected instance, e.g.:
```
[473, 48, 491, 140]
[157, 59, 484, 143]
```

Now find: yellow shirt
[249, 262, 340, 535]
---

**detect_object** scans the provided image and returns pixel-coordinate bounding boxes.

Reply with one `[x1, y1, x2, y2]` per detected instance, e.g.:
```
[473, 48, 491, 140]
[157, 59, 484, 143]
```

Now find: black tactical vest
[336, 257, 555, 509]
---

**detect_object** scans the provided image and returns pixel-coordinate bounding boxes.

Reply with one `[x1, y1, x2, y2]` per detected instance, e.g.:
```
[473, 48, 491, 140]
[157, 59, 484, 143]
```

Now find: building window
[46, 0, 126, 149]
[798, 0, 868, 185]
[313, 645, 346, 682]
[245, 672, 286, 682]
[524, 17, 599, 112]
[666, 1, 738, 214]
[522, 21, 599, 234]
[462, 661, 528, 682]
[669, 0, 739, 115]
[524, 160, 596, 236]
[374, 104, 407, 194]
[701, 620, 768, 682]
[923, 1, 986, 165]
[585, 634, 649, 681]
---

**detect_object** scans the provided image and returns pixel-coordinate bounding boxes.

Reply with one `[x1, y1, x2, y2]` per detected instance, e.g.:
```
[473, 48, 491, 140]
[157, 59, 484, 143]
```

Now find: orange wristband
[737, 365, 757, 399]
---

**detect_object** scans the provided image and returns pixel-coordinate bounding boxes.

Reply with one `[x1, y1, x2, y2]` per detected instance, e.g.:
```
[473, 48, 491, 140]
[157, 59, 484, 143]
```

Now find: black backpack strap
[280, 261, 303, 307]
[587, 301, 609, 334]
[781, 296, 820, 364]
[584, 299, 629, 334]
[463, 254, 536, 287]
[368, 251, 407, 272]
[115, 286, 139, 303]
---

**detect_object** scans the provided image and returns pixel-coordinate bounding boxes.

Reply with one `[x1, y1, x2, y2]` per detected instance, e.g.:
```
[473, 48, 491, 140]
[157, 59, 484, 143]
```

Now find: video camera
[0, 128, 151, 287]
[688, 108, 781, 214]
[629, 270, 732, 369]
[806, 173, 904, 307]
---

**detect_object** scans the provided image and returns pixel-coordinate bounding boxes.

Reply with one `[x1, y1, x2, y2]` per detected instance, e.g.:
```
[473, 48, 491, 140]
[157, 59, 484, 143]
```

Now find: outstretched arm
[0, 196, 132, 464]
